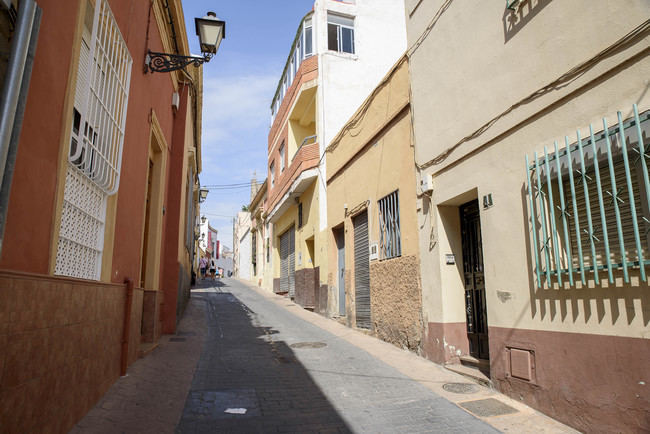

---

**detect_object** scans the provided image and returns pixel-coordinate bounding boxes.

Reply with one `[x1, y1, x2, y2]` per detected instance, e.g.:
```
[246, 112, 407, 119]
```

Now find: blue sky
[181, 0, 314, 249]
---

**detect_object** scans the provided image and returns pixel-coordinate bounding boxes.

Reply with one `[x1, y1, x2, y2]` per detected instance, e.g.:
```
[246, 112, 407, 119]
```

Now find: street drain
[442, 383, 479, 394]
[459, 398, 518, 417]
[170, 337, 186, 342]
[290, 342, 327, 349]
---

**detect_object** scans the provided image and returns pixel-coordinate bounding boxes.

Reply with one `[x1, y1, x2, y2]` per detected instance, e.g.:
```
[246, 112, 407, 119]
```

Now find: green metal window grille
[525, 105, 650, 288]
[378, 190, 401, 260]
[252, 231, 257, 265]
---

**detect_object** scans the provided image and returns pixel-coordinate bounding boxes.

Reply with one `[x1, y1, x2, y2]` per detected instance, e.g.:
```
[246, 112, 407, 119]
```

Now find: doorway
[334, 226, 345, 316]
[460, 200, 489, 360]
[279, 226, 295, 297]
[140, 159, 154, 288]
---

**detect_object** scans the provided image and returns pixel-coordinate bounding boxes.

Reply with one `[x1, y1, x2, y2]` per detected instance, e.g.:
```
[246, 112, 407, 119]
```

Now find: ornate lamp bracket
[145, 50, 213, 73]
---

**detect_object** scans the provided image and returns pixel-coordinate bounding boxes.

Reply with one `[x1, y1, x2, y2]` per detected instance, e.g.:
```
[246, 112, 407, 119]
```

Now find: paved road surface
[73, 278, 574, 433]
[176, 279, 496, 433]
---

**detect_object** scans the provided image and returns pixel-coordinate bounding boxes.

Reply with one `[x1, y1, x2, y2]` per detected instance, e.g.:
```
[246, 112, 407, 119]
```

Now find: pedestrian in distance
[199, 256, 207, 280]
[209, 256, 217, 281]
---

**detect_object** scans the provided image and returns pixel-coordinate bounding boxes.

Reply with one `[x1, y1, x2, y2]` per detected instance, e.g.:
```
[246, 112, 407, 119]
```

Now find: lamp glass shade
[199, 188, 209, 202]
[195, 14, 225, 54]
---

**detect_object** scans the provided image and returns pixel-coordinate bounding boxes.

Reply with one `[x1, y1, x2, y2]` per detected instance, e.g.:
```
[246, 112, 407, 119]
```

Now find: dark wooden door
[460, 200, 489, 360]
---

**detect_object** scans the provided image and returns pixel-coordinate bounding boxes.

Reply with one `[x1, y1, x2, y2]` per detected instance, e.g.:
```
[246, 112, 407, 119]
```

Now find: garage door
[353, 211, 371, 329]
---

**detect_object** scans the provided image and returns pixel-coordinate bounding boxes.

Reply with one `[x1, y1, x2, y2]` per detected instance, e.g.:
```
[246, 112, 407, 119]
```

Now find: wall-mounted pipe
[120, 278, 135, 376]
[0, 0, 40, 255]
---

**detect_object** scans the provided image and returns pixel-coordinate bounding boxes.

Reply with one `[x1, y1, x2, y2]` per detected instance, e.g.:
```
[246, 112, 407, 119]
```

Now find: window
[298, 202, 303, 228]
[328, 14, 355, 54]
[266, 238, 270, 263]
[55, 0, 132, 280]
[378, 190, 401, 259]
[525, 106, 650, 288]
[184, 167, 194, 252]
[279, 142, 285, 172]
[304, 18, 313, 57]
[270, 15, 313, 121]
[270, 161, 275, 187]
[252, 231, 257, 265]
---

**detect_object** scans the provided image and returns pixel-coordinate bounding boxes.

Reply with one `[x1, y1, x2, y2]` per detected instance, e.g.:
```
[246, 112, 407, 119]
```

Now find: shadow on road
[177, 285, 351, 433]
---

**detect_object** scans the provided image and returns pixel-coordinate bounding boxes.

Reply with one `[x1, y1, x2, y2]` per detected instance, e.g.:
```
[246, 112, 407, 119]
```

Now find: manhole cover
[290, 342, 327, 349]
[170, 337, 186, 342]
[177, 331, 197, 336]
[442, 383, 479, 394]
[459, 398, 518, 417]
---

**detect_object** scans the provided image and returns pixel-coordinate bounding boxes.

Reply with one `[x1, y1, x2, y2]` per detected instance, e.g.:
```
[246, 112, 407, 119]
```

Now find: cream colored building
[405, 0, 649, 432]
[326, 57, 422, 350]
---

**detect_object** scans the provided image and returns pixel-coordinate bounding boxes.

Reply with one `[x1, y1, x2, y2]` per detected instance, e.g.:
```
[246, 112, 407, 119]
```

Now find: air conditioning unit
[420, 173, 433, 193]
[369, 242, 379, 261]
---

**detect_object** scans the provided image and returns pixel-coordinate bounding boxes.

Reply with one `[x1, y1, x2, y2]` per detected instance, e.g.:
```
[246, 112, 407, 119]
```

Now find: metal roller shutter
[288, 226, 296, 298]
[353, 211, 371, 329]
[564, 157, 648, 268]
[280, 229, 289, 292]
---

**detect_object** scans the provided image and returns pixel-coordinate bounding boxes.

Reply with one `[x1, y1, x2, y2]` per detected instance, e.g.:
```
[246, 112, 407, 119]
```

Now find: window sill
[324, 50, 358, 61]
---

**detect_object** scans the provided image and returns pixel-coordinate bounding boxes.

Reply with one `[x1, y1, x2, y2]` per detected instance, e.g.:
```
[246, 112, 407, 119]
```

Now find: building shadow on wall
[520, 184, 650, 329]
[178, 289, 352, 433]
[502, 0, 554, 43]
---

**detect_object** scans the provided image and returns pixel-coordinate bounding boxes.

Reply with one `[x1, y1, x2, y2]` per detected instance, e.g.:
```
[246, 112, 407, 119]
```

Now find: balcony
[267, 137, 319, 222]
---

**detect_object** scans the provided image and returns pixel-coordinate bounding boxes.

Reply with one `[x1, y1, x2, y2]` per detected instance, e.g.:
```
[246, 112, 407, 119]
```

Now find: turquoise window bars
[525, 105, 650, 288]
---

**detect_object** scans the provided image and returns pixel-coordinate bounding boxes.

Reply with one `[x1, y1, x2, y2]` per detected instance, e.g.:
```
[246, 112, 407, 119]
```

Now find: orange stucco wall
[1, 0, 179, 289]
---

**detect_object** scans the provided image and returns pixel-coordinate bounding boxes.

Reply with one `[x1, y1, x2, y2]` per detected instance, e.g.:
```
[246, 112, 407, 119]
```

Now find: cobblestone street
[73, 278, 575, 433]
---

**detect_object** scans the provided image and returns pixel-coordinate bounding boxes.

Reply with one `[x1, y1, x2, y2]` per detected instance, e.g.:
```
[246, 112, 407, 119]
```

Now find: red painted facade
[0, 1, 201, 430]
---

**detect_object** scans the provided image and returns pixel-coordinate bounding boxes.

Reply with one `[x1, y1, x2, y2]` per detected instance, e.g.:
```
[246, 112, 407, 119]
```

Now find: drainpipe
[0, 0, 40, 255]
[121, 278, 135, 376]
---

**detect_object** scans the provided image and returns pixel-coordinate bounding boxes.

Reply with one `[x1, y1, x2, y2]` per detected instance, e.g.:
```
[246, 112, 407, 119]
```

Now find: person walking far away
[199, 256, 207, 280]
[209, 256, 217, 281]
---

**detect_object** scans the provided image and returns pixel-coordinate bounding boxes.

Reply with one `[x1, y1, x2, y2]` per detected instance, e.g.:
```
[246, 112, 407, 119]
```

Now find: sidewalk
[72, 278, 575, 433]
[70, 282, 209, 434]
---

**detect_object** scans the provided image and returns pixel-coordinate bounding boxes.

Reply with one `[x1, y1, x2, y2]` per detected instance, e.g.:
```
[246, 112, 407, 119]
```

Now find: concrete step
[445, 362, 492, 388]
[138, 342, 158, 358]
[459, 355, 490, 370]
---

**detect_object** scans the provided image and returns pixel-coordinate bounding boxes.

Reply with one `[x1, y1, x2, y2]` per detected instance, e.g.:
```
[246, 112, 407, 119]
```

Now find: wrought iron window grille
[378, 190, 401, 260]
[525, 105, 650, 288]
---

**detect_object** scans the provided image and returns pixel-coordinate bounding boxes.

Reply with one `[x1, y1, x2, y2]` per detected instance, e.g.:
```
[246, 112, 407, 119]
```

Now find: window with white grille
[378, 190, 401, 259]
[56, 0, 132, 280]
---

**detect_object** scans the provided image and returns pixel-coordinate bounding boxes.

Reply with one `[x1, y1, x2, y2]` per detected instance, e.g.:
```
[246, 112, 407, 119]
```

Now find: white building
[234, 211, 252, 280]
[264, 0, 407, 308]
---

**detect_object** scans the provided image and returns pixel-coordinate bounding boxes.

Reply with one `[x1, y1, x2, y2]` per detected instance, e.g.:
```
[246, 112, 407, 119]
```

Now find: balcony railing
[292, 135, 318, 163]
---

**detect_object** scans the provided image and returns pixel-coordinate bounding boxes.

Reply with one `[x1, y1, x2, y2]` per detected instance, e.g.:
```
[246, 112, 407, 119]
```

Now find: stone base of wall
[176, 263, 191, 323]
[489, 326, 650, 434]
[142, 289, 162, 344]
[421, 322, 469, 364]
[0, 270, 144, 433]
[295, 267, 319, 309]
[369, 255, 423, 351]
[315, 284, 328, 316]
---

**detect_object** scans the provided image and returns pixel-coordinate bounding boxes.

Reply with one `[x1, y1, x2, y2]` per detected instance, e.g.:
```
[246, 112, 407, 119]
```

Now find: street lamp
[146, 11, 226, 73]
[199, 188, 209, 203]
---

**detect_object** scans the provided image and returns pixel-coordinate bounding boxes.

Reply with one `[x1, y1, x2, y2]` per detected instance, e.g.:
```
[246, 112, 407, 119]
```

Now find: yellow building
[325, 57, 422, 349]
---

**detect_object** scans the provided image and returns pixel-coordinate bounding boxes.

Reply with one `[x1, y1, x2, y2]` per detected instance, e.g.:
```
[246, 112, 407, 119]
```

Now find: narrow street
[73, 279, 573, 434]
